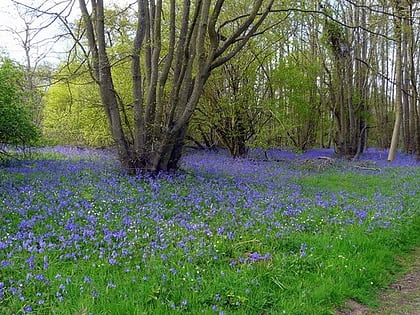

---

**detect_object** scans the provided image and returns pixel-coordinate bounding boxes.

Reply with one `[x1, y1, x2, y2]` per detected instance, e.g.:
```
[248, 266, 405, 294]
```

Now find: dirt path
[337, 248, 420, 315]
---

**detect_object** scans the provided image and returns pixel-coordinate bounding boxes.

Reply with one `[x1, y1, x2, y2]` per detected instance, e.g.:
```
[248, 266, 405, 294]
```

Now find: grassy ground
[0, 148, 419, 314]
[368, 247, 419, 315]
[337, 247, 419, 314]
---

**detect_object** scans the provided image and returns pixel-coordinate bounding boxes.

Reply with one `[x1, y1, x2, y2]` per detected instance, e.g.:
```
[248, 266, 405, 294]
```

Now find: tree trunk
[405, 1, 420, 157]
[388, 0, 403, 162]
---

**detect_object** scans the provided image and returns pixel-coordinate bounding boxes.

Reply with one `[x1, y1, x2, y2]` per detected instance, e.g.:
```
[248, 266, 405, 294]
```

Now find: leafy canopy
[0, 56, 39, 146]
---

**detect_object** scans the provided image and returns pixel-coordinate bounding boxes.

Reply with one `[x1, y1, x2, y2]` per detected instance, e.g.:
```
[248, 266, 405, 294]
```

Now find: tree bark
[388, 0, 403, 162]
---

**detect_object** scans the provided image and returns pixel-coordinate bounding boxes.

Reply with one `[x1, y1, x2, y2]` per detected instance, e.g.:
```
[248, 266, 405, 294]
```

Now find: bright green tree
[190, 47, 271, 157]
[42, 64, 113, 146]
[0, 56, 39, 151]
[269, 53, 323, 151]
[42, 5, 135, 147]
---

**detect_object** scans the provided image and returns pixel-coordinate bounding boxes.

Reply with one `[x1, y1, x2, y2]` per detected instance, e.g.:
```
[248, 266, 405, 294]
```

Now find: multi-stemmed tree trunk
[79, 0, 274, 173]
[324, 20, 360, 158]
[323, 1, 371, 160]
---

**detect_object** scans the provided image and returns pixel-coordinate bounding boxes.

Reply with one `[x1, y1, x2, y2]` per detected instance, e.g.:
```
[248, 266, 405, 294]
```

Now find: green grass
[298, 170, 397, 195]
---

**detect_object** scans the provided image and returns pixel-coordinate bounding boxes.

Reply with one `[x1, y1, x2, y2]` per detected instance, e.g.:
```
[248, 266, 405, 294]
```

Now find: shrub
[0, 57, 39, 149]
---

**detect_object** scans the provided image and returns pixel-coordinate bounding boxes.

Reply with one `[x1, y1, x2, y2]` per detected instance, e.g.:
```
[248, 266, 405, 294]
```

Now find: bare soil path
[337, 247, 420, 315]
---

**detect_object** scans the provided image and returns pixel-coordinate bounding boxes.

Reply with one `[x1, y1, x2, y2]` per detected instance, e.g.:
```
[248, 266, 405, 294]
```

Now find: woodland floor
[337, 247, 420, 315]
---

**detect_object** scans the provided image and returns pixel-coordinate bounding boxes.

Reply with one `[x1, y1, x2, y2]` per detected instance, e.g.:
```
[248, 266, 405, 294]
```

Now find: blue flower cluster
[0, 147, 418, 313]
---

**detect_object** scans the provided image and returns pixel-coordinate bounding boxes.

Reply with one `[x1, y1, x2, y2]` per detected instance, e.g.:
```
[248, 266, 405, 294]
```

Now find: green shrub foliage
[0, 57, 39, 146]
[42, 64, 113, 147]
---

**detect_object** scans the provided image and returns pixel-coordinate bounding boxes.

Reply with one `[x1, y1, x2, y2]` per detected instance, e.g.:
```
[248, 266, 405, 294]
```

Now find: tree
[43, 5, 136, 147]
[0, 56, 39, 152]
[322, 6, 368, 159]
[2, 0, 72, 126]
[77, 0, 274, 173]
[42, 63, 113, 146]
[190, 45, 271, 157]
[398, 0, 419, 157]
[270, 51, 323, 152]
[388, 0, 404, 162]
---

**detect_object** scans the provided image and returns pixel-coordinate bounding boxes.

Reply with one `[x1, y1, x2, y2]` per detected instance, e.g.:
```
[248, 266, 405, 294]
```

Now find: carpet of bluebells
[0, 146, 419, 314]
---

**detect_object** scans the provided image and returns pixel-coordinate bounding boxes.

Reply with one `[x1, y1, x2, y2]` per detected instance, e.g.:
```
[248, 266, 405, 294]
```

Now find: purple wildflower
[300, 243, 307, 258]
[23, 305, 32, 313]
[26, 256, 35, 270]
[43, 256, 49, 270]
[34, 274, 45, 281]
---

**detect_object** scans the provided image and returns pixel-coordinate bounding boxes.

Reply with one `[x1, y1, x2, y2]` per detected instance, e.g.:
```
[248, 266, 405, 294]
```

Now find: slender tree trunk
[405, 1, 420, 157]
[388, 0, 403, 162]
[401, 18, 411, 153]
[79, 0, 131, 168]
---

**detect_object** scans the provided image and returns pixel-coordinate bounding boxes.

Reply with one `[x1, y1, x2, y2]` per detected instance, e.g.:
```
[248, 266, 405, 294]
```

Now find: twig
[233, 239, 261, 248]
[318, 156, 335, 161]
[352, 165, 381, 171]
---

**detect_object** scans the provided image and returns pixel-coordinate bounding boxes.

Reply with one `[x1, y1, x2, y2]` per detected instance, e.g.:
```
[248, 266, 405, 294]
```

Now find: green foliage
[0, 57, 40, 147]
[190, 48, 270, 156]
[254, 52, 323, 151]
[322, 20, 346, 52]
[42, 65, 113, 147]
[42, 5, 135, 148]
